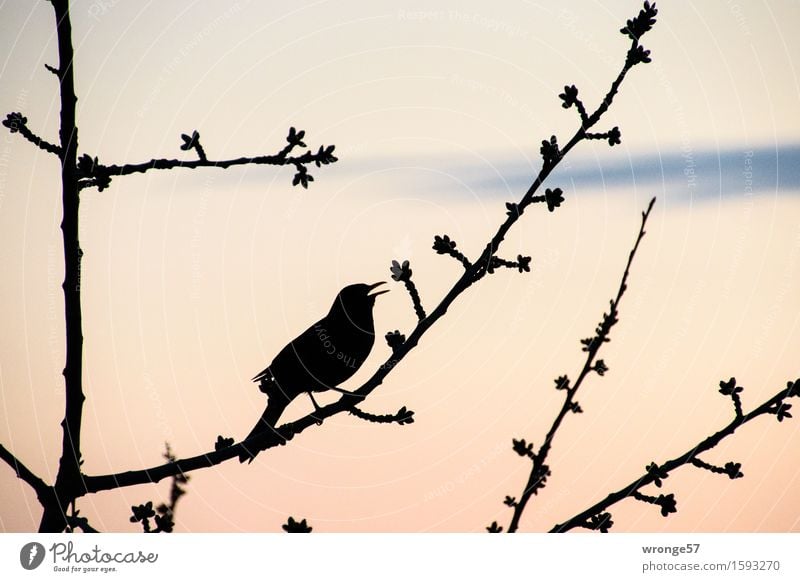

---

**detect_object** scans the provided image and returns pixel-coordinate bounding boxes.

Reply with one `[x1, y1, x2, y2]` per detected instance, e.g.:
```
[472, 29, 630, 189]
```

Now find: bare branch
[76, 128, 337, 192]
[504, 197, 656, 533]
[550, 378, 800, 532]
[390, 260, 427, 321]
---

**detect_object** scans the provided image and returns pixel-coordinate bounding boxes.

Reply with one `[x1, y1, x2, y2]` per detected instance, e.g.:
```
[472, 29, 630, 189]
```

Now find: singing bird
[240, 282, 388, 461]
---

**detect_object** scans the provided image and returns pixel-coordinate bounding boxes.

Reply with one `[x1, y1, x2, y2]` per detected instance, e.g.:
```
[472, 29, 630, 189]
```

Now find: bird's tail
[238, 394, 290, 463]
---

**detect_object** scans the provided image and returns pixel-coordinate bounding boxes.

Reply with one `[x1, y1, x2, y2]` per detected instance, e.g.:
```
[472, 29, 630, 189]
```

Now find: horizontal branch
[76, 128, 337, 192]
[0, 442, 50, 499]
[99, 150, 325, 177]
[550, 379, 800, 532]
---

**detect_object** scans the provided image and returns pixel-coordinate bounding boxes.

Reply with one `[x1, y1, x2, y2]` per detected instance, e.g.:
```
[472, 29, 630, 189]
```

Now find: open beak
[367, 281, 389, 297]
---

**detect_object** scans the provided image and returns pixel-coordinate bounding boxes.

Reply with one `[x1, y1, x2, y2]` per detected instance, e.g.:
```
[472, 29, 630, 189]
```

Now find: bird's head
[333, 281, 388, 330]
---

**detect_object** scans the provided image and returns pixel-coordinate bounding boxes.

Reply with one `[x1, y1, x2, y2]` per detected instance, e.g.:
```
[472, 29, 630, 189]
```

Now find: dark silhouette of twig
[78, 1, 659, 496]
[390, 260, 426, 321]
[550, 378, 800, 532]
[2, 113, 61, 156]
[433, 235, 472, 269]
[499, 197, 655, 533]
[350, 405, 415, 425]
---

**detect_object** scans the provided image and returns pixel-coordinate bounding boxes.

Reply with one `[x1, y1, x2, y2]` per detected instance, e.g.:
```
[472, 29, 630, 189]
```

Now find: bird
[239, 281, 388, 462]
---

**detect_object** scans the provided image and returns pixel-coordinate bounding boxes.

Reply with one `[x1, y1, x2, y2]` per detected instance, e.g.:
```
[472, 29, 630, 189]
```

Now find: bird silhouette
[240, 281, 388, 462]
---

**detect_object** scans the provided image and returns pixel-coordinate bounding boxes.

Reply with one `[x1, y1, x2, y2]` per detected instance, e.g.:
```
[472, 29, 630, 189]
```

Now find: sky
[0, 1, 798, 532]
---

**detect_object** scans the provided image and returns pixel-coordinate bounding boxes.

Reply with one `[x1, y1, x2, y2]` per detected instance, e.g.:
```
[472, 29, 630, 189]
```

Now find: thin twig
[2, 113, 62, 156]
[506, 197, 656, 533]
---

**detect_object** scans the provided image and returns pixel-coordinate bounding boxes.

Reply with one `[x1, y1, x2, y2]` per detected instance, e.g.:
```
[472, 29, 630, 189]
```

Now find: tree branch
[550, 379, 800, 532]
[0, 443, 50, 499]
[2, 112, 62, 156]
[76, 129, 337, 192]
[504, 197, 655, 533]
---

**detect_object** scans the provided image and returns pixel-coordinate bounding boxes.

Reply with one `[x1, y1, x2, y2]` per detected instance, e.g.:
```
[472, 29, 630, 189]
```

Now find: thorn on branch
[719, 377, 744, 418]
[45, 63, 60, 75]
[390, 260, 426, 321]
[350, 405, 415, 426]
[282, 516, 313, 533]
[433, 235, 472, 269]
[632, 491, 677, 517]
[690, 458, 743, 480]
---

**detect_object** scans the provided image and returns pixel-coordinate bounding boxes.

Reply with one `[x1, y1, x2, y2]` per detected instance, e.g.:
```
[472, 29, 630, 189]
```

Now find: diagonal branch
[2, 113, 62, 156]
[0, 443, 51, 499]
[99, 148, 334, 178]
[549, 379, 800, 532]
[505, 197, 656, 533]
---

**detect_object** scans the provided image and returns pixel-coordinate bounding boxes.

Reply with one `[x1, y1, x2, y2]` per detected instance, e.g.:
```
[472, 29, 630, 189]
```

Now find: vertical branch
[41, 0, 85, 533]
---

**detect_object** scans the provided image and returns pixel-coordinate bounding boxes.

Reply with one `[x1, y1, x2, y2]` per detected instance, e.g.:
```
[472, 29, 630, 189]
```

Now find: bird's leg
[327, 386, 366, 400]
[306, 391, 323, 412]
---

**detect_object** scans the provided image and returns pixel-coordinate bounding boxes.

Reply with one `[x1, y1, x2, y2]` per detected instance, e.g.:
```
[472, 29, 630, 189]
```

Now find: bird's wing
[252, 317, 326, 383]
